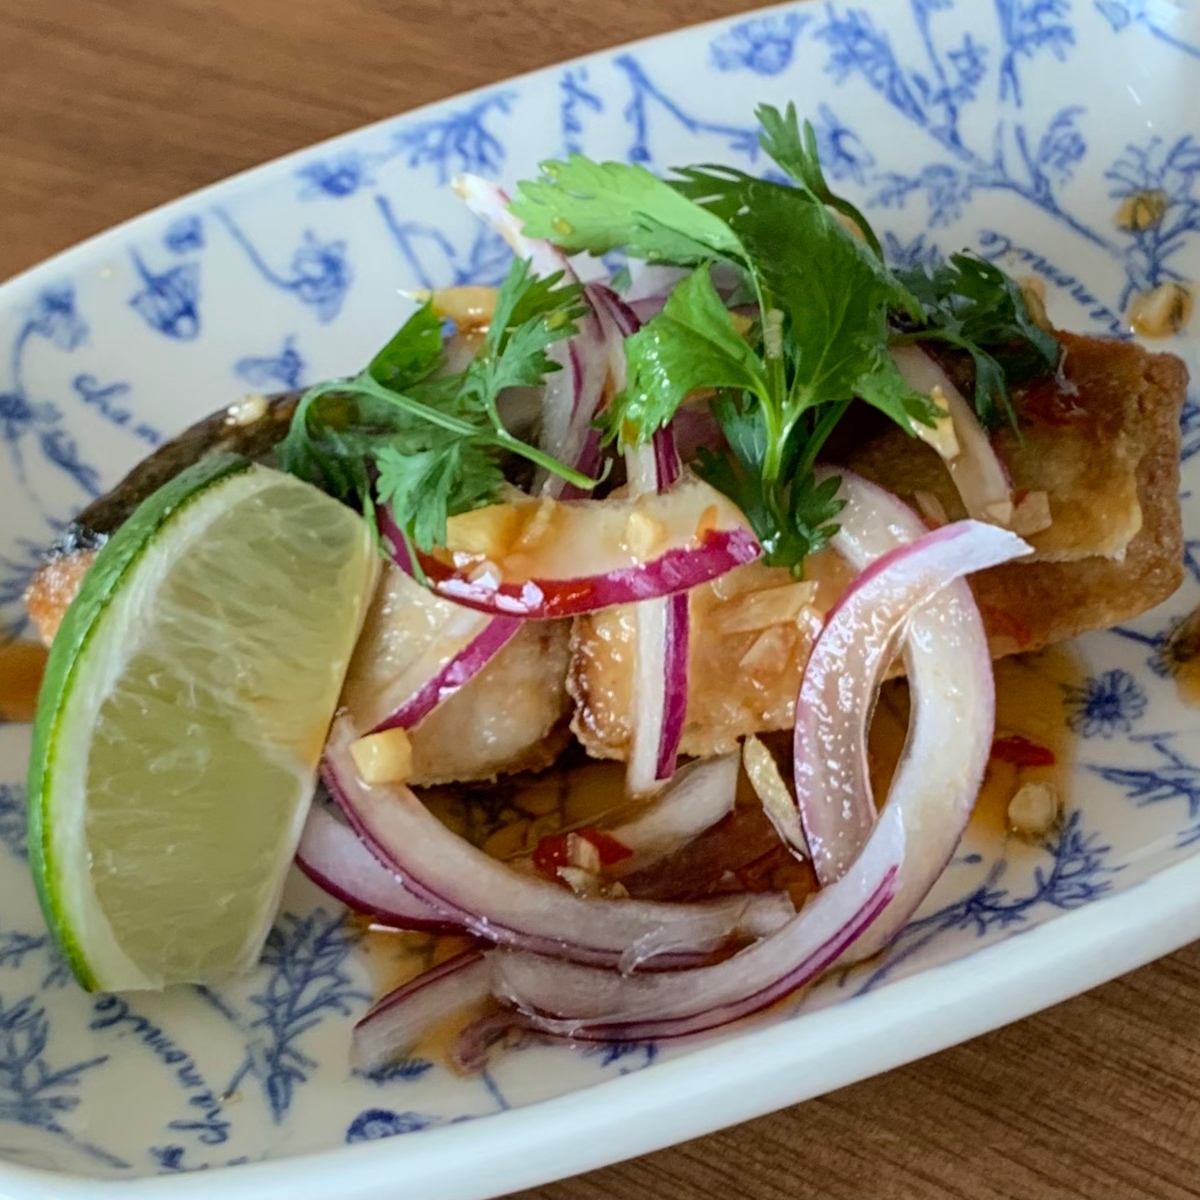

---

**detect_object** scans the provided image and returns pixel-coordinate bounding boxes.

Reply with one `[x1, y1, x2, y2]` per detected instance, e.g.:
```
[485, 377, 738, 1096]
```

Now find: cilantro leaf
[602, 265, 769, 448]
[375, 440, 504, 553]
[510, 155, 742, 263]
[696, 396, 845, 570]
[895, 251, 1060, 426]
[279, 257, 598, 553]
[509, 121, 941, 574]
[755, 102, 883, 262]
[464, 258, 585, 413]
[368, 299, 444, 390]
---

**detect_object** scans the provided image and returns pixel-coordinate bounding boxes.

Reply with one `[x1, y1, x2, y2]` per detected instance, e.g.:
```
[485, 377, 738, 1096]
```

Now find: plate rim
[1, 0, 1198, 1194]
[0, 852, 1194, 1199]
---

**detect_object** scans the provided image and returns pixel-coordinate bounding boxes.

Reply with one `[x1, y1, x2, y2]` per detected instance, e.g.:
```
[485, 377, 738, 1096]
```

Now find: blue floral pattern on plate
[0, 0, 1198, 1186]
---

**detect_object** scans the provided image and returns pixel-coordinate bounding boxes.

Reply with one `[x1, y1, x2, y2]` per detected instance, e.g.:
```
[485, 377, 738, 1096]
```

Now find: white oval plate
[1, 2, 1199, 1196]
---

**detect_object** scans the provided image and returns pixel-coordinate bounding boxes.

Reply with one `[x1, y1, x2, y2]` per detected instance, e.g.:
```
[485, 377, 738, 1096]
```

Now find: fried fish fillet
[571, 333, 1187, 760]
[341, 564, 572, 786]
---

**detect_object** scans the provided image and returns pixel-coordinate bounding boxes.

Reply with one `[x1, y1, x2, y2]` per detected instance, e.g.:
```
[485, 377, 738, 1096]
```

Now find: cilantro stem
[301, 374, 600, 493]
[796, 399, 850, 480]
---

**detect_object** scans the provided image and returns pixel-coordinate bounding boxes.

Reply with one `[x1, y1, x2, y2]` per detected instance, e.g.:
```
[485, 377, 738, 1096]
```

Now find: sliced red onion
[296, 805, 461, 934]
[671, 403, 726, 464]
[793, 512, 1029, 890]
[605, 755, 739, 878]
[344, 565, 508, 734]
[624, 263, 689, 302]
[378, 478, 759, 620]
[489, 494, 1031, 1039]
[454, 173, 608, 495]
[353, 950, 492, 1072]
[453, 173, 571, 285]
[588, 285, 691, 792]
[489, 804, 903, 1042]
[625, 440, 690, 793]
[628, 294, 668, 323]
[324, 717, 793, 969]
[796, 471, 1030, 960]
[890, 344, 1015, 525]
[374, 615, 521, 732]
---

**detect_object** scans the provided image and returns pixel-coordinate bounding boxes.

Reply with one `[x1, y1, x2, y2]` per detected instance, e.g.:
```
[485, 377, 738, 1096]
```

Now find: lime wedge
[28, 454, 377, 991]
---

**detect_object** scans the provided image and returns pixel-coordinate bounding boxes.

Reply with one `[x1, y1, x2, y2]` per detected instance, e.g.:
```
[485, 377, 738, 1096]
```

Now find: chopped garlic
[983, 500, 1016, 527]
[913, 490, 950, 528]
[711, 580, 818, 634]
[622, 509, 668, 559]
[556, 866, 605, 898]
[738, 624, 792, 675]
[1010, 490, 1053, 536]
[466, 558, 502, 586]
[513, 498, 561, 551]
[565, 832, 602, 873]
[1116, 189, 1168, 233]
[1129, 281, 1194, 338]
[1007, 782, 1061, 839]
[743, 735, 809, 856]
[445, 504, 524, 558]
[225, 394, 268, 427]
[350, 728, 414, 785]
[429, 285, 498, 329]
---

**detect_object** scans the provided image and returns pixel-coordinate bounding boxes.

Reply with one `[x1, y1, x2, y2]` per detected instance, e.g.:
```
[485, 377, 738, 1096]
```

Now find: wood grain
[1, 2, 1198, 1197]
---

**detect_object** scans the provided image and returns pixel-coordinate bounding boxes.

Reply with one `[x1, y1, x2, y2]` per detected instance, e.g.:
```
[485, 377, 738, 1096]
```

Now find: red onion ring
[793, 507, 1029, 887]
[377, 481, 759, 620]
[353, 949, 492, 1072]
[797, 472, 1032, 960]
[372, 614, 521, 732]
[605, 754, 740, 878]
[454, 173, 608, 495]
[589, 284, 690, 793]
[624, 438, 689, 793]
[488, 805, 903, 1042]
[296, 804, 461, 935]
[890, 344, 1014, 524]
[486, 496, 1030, 1040]
[324, 717, 793, 969]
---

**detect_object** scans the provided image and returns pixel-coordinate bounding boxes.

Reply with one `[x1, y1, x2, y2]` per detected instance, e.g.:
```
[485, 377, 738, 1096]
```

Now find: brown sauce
[868, 644, 1081, 840]
[1161, 606, 1200, 706]
[0, 641, 48, 724]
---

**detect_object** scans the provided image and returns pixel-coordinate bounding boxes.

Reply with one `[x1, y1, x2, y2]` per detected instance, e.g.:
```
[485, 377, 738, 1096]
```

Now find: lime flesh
[28, 454, 376, 991]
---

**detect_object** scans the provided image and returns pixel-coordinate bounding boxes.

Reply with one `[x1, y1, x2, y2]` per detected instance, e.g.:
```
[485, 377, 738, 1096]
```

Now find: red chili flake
[531, 827, 633, 876]
[577, 828, 634, 866]
[531, 833, 571, 875]
[991, 735, 1056, 767]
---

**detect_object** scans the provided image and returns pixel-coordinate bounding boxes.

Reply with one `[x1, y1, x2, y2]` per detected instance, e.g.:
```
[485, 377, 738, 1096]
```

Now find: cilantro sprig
[892, 253, 1060, 428]
[279, 257, 597, 552]
[511, 102, 1057, 572]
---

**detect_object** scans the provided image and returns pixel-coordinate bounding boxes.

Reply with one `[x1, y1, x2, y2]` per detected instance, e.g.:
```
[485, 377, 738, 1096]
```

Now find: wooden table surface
[3, 0, 1198, 1196]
